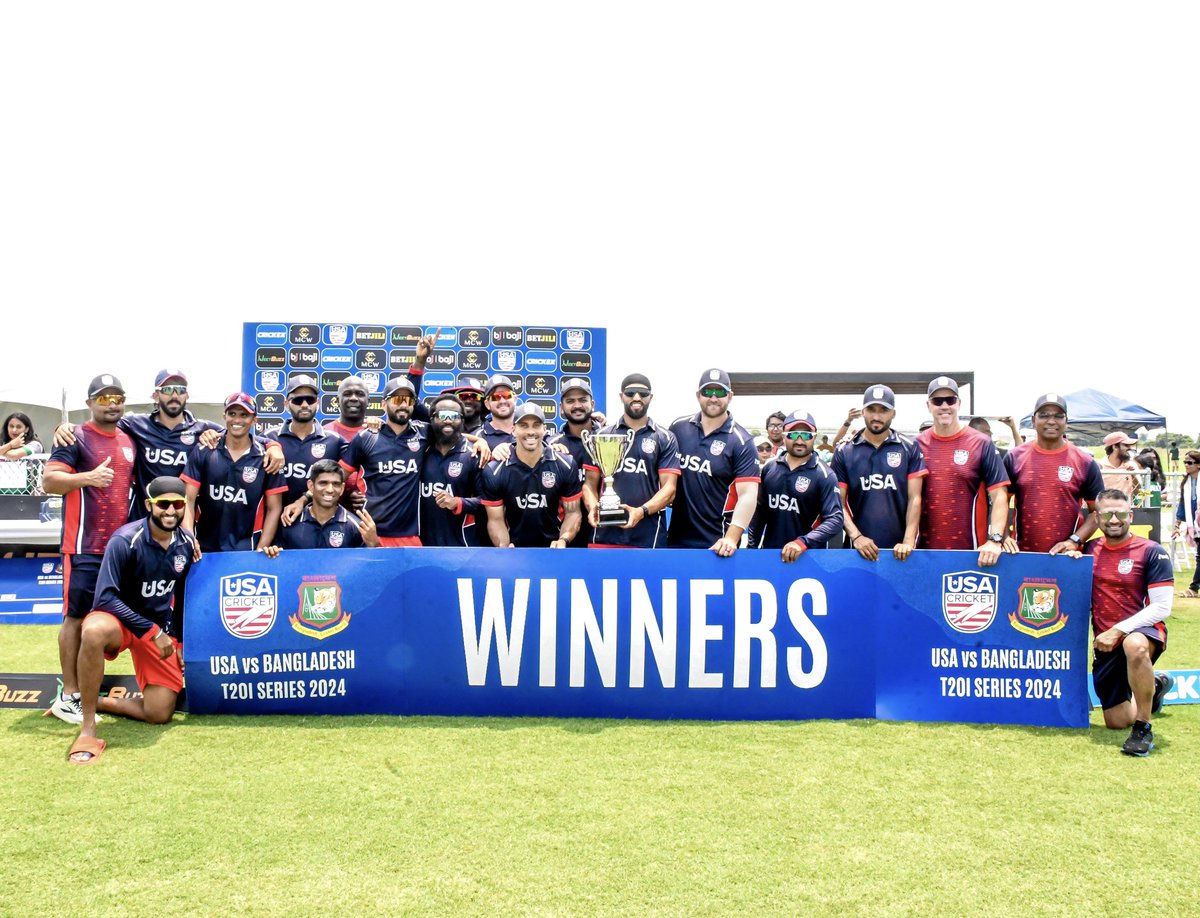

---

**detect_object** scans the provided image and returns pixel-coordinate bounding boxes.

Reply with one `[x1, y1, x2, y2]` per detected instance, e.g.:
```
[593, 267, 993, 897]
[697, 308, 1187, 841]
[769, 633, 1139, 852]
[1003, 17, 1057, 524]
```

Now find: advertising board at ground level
[184, 549, 1092, 727]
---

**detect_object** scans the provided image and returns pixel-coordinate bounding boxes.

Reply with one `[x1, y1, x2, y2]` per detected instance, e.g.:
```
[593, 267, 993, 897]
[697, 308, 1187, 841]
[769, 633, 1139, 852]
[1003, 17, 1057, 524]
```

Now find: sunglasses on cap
[93, 393, 126, 406]
[488, 389, 514, 401]
[699, 385, 729, 398]
[156, 385, 187, 397]
[623, 388, 651, 399]
[1097, 509, 1131, 522]
[289, 394, 318, 406]
[434, 410, 462, 421]
[929, 396, 958, 407]
[148, 497, 187, 511]
[786, 430, 815, 441]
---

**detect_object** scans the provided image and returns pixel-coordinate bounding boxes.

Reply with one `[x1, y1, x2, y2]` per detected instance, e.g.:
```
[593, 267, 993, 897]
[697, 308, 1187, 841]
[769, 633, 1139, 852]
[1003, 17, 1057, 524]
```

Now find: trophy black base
[596, 508, 630, 527]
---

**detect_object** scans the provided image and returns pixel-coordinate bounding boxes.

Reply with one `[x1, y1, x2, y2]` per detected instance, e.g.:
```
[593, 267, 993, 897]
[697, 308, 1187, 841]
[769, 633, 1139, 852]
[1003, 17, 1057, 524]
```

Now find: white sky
[2, 3, 1195, 436]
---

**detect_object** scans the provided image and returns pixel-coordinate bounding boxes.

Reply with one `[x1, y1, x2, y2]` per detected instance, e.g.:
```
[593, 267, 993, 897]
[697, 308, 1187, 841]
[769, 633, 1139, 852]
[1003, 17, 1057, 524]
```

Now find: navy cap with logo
[154, 369, 188, 389]
[513, 403, 546, 425]
[926, 376, 959, 397]
[286, 374, 320, 396]
[87, 374, 125, 398]
[223, 392, 256, 414]
[446, 377, 486, 397]
[696, 368, 732, 392]
[1033, 392, 1068, 415]
[560, 377, 592, 398]
[620, 373, 652, 392]
[484, 375, 516, 399]
[862, 385, 895, 409]
[383, 376, 417, 399]
[783, 410, 817, 432]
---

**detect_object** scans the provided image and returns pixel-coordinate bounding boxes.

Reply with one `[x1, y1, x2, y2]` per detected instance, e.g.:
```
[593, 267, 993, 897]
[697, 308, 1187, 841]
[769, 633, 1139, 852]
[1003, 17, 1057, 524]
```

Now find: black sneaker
[1121, 720, 1154, 757]
[1152, 672, 1174, 715]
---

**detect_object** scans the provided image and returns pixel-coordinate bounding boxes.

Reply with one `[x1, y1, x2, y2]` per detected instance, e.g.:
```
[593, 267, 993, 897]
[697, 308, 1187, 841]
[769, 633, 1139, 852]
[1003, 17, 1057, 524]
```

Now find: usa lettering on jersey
[143, 447, 187, 467]
[209, 484, 248, 504]
[377, 459, 420, 475]
[858, 473, 897, 491]
[140, 579, 177, 598]
[679, 454, 713, 475]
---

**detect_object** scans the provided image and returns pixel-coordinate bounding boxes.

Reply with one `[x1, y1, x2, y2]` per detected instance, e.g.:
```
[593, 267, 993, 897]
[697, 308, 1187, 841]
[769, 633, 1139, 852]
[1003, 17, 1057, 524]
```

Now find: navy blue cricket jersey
[479, 421, 516, 452]
[266, 420, 346, 504]
[182, 436, 287, 553]
[584, 418, 681, 549]
[120, 410, 222, 518]
[749, 453, 843, 550]
[480, 447, 583, 546]
[277, 506, 365, 550]
[340, 421, 429, 538]
[666, 413, 760, 548]
[549, 422, 601, 548]
[420, 439, 484, 547]
[94, 518, 197, 641]
[831, 430, 927, 549]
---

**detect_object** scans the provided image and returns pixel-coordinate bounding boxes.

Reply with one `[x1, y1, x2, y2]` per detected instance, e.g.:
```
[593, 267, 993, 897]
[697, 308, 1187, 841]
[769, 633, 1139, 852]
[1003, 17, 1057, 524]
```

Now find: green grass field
[3, 576, 1198, 916]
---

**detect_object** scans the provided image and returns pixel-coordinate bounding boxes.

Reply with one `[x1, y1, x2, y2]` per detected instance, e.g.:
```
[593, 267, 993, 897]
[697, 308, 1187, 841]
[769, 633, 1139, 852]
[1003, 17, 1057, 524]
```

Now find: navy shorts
[63, 553, 103, 621]
[1092, 626, 1164, 710]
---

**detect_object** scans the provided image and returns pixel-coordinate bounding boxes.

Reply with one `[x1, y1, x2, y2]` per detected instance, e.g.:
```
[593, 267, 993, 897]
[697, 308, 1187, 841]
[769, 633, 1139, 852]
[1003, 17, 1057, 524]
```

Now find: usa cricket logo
[310, 443, 326, 459]
[448, 461, 463, 478]
[361, 371, 381, 393]
[942, 571, 998, 634]
[260, 371, 282, 391]
[328, 325, 349, 345]
[220, 572, 278, 639]
[542, 471, 557, 488]
[328, 531, 344, 548]
[709, 441, 726, 456]
[496, 351, 518, 372]
[953, 450, 969, 466]
[242, 466, 259, 484]
[1058, 465, 1074, 482]
[887, 451, 902, 468]
[180, 431, 195, 445]
[1118, 558, 1134, 575]
[795, 477, 811, 494]
[1010, 580, 1067, 638]
[641, 438, 655, 455]
[173, 554, 187, 574]
[291, 576, 350, 639]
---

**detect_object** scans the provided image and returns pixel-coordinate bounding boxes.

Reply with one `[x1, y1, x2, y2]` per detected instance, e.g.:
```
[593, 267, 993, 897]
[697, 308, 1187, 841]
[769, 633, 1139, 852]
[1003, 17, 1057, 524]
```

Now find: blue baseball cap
[154, 369, 188, 388]
[783, 410, 817, 432]
[863, 385, 895, 409]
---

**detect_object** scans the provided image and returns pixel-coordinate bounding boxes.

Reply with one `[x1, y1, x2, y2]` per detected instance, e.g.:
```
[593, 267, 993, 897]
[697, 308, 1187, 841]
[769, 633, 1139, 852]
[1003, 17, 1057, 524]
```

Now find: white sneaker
[47, 694, 101, 725]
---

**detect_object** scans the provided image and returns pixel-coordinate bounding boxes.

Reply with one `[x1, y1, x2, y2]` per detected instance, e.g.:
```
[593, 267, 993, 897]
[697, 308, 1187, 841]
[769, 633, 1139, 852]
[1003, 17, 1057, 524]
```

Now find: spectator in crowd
[1, 412, 41, 459]
[755, 435, 774, 466]
[832, 385, 926, 561]
[832, 407, 862, 447]
[43, 374, 136, 724]
[815, 435, 834, 464]
[1168, 441, 1180, 472]
[182, 393, 286, 554]
[338, 377, 429, 547]
[668, 368, 760, 557]
[764, 411, 786, 453]
[265, 460, 378, 552]
[67, 477, 198, 764]
[1135, 447, 1166, 492]
[584, 374, 679, 549]
[1065, 489, 1174, 756]
[916, 376, 1014, 567]
[1100, 431, 1140, 498]
[481, 404, 582, 547]
[1172, 449, 1200, 598]
[748, 410, 842, 560]
[1004, 393, 1104, 554]
[420, 394, 485, 547]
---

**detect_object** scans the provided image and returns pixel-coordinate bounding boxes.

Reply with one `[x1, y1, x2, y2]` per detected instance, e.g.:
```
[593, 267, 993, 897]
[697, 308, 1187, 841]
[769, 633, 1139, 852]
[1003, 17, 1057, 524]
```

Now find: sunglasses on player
[93, 394, 126, 406]
[699, 386, 729, 398]
[156, 386, 187, 397]
[488, 390, 514, 401]
[434, 410, 462, 421]
[457, 392, 481, 402]
[388, 394, 415, 406]
[289, 395, 318, 406]
[786, 430, 816, 441]
[148, 497, 187, 511]
[929, 396, 958, 407]
[1097, 509, 1131, 522]
[623, 389, 651, 399]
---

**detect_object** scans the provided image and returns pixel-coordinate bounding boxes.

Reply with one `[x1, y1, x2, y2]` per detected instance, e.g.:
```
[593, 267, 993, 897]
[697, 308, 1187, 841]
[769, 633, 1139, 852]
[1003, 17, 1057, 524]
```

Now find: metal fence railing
[0, 455, 48, 496]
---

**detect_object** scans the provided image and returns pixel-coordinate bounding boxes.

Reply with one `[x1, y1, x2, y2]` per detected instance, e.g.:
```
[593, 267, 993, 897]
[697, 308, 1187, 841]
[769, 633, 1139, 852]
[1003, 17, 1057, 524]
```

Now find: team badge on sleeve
[542, 471, 557, 488]
[953, 450, 969, 466]
[1058, 466, 1074, 482]
[942, 571, 998, 634]
[1009, 580, 1067, 638]
[242, 467, 259, 484]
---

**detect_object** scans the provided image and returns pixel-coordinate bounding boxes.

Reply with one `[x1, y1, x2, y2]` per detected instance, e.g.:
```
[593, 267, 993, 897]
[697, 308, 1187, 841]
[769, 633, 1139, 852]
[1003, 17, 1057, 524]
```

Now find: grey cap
[286, 374, 319, 396]
[484, 374, 515, 399]
[560, 377, 592, 398]
[383, 376, 417, 399]
[927, 376, 960, 397]
[513, 403, 546, 424]
[1033, 392, 1068, 414]
[87, 374, 125, 398]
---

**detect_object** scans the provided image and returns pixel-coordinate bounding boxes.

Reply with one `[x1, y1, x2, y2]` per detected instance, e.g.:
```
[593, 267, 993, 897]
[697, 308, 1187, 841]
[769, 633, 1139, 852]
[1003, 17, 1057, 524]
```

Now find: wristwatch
[987, 530, 1004, 543]
[1067, 533, 1083, 546]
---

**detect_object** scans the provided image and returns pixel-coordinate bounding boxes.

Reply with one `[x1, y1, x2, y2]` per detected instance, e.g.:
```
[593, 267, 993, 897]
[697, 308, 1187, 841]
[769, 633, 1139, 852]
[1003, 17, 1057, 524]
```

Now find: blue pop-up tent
[1020, 388, 1166, 438]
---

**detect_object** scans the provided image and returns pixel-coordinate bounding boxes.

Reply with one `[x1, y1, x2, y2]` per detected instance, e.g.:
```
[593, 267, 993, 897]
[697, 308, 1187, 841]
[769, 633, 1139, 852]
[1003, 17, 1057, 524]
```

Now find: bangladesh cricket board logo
[290, 576, 351, 640]
[220, 572, 278, 639]
[1009, 579, 1067, 638]
[942, 570, 998, 634]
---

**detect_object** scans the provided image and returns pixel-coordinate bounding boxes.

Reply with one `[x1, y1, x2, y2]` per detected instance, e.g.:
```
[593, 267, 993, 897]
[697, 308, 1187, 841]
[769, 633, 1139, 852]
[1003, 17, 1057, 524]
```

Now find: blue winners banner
[241, 323, 606, 435]
[0, 557, 64, 624]
[184, 549, 1092, 727]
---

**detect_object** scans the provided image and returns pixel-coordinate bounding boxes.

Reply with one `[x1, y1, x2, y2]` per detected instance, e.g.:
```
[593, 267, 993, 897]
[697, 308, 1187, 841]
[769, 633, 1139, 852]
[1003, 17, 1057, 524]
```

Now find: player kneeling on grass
[1064, 488, 1175, 757]
[66, 477, 197, 765]
[261, 460, 379, 555]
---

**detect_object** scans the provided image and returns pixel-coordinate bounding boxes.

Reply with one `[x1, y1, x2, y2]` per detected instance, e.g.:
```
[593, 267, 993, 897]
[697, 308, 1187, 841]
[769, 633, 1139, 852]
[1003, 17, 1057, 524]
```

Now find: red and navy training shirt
[1004, 441, 1104, 552]
[831, 430, 927, 549]
[916, 425, 1009, 549]
[1085, 535, 1173, 643]
[666, 413, 760, 549]
[47, 422, 136, 555]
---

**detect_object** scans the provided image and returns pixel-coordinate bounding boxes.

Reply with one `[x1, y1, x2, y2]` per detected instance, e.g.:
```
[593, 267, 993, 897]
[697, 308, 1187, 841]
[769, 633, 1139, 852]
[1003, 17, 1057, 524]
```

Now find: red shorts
[378, 535, 422, 547]
[88, 611, 184, 693]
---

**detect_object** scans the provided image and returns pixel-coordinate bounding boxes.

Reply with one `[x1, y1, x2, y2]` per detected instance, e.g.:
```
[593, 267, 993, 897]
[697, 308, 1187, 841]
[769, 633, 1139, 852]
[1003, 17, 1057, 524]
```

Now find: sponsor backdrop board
[0, 558, 64, 623]
[184, 549, 1092, 727]
[242, 323, 606, 436]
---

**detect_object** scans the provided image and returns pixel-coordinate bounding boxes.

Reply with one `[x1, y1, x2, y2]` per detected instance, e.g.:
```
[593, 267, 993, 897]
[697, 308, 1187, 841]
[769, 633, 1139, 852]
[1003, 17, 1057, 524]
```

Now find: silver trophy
[581, 428, 636, 526]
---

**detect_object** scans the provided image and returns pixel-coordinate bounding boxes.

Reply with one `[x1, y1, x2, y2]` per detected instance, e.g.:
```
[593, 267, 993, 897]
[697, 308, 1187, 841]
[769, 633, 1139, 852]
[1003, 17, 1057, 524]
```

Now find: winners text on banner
[184, 549, 1092, 727]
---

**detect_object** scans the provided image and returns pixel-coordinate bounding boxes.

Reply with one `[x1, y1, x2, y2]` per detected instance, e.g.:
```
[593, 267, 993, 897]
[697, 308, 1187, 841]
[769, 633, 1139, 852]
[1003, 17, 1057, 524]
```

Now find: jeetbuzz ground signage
[184, 549, 1092, 727]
